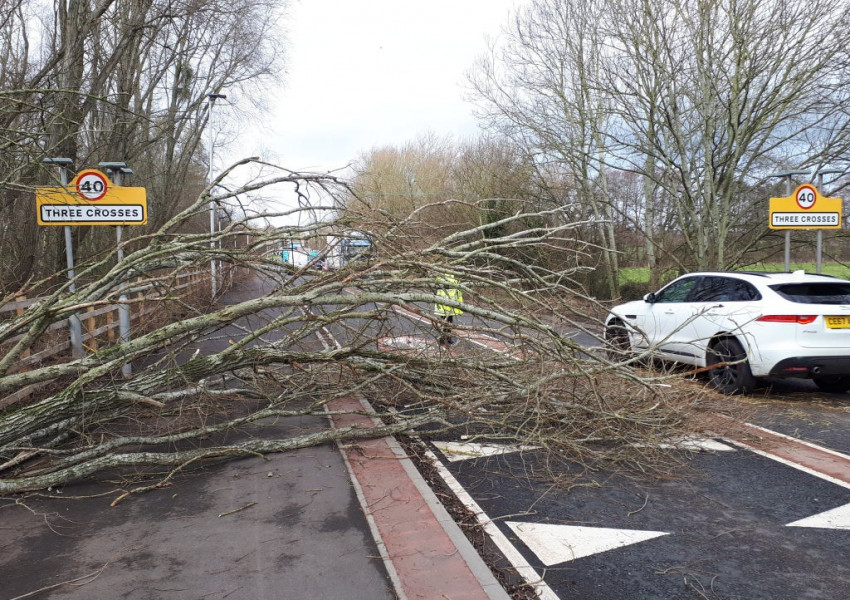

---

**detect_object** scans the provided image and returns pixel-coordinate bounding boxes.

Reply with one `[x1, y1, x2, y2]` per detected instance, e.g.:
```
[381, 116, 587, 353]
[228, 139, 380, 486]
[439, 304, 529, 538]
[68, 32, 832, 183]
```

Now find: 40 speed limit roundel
[75, 170, 109, 201]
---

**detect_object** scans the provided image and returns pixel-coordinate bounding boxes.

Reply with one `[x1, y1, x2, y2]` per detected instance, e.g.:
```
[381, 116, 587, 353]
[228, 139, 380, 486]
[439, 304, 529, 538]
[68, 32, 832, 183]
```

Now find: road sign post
[98, 162, 134, 377]
[36, 166, 147, 368]
[42, 158, 84, 359]
[769, 184, 843, 274]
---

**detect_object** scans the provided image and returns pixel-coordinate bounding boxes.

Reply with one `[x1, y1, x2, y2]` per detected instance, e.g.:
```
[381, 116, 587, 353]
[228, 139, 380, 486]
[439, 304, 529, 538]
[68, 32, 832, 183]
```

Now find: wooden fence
[1, 270, 208, 408]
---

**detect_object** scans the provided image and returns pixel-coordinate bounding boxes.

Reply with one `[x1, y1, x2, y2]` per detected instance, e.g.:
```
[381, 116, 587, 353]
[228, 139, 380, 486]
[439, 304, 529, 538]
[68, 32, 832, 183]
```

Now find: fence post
[86, 305, 97, 351]
[106, 306, 116, 342]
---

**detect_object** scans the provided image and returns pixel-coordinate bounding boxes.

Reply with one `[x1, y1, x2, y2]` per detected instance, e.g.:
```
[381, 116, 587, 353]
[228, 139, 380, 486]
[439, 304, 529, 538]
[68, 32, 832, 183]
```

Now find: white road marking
[423, 447, 562, 600]
[432, 441, 540, 462]
[787, 502, 850, 530]
[743, 421, 850, 460]
[377, 335, 435, 351]
[390, 305, 520, 357]
[371, 296, 850, 582]
[634, 436, 736, 452]
[720, 435, 850, 492]
[507, 522, 669, 565]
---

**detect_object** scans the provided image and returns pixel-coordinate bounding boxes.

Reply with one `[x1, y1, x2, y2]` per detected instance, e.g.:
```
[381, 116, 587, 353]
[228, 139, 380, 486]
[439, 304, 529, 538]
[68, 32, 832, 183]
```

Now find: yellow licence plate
[825, 316, 850, 329]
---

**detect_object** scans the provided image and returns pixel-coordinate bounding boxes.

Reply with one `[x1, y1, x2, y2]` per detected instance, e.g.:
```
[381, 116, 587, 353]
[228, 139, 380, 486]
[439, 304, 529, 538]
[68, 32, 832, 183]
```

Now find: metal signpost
[99, 162, 134, 377]
[37, 164, 147, 372]
[42, 158, 84, 358]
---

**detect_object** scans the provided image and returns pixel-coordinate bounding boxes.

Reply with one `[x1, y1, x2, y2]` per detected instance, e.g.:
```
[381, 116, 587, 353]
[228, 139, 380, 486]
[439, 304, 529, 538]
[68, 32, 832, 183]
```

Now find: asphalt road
[357, 287, 850, 599]
[419, 376, 850, 599]
[1, 276, 396, 600]
[11, 276, 842, 600]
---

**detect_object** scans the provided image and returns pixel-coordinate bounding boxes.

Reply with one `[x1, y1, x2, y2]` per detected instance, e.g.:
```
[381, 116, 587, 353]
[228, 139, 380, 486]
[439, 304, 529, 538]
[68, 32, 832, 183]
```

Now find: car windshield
[769, 282, 850, 304]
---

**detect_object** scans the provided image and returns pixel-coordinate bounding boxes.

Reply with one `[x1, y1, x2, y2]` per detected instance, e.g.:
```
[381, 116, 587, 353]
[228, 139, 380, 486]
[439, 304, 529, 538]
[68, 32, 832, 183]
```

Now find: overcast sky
[232, 0, 521, 174]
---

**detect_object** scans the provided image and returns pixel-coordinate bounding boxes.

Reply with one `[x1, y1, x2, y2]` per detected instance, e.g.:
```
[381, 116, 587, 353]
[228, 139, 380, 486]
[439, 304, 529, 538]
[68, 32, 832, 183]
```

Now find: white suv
[604, 271, 850, 394]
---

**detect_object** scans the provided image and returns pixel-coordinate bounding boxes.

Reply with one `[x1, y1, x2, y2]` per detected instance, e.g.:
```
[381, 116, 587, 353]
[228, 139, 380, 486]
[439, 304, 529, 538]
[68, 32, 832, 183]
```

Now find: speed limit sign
[769, 184, 842, 230]
[36, 167, 148, 226]
[76, 170, 108, 201]
[796, 184, 816, 210]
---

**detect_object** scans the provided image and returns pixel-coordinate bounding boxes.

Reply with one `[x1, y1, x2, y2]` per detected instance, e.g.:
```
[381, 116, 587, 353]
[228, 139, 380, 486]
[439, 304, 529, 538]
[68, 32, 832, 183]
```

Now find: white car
[604, 271, 850, 394]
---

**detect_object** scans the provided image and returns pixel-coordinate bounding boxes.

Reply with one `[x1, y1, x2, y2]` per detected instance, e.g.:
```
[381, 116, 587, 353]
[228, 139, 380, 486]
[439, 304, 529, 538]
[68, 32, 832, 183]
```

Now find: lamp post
[43, 157, 83, 359]
[207, 93, 227, 298]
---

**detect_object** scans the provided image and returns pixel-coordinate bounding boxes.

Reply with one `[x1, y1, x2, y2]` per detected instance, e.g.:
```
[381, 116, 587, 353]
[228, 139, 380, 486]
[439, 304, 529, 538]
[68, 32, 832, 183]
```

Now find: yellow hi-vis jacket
[434, 274, 463, 317]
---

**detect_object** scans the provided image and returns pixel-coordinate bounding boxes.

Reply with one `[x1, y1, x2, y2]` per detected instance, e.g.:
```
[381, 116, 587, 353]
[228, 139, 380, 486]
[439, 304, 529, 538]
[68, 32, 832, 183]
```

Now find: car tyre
[706, 338, 755, 395]
[605, 320, 632, 361]
[813, 376, 850, 394]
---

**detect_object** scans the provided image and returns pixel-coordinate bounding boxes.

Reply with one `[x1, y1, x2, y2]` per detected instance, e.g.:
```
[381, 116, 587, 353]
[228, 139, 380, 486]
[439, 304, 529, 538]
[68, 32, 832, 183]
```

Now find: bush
[618, 280, 651, 301]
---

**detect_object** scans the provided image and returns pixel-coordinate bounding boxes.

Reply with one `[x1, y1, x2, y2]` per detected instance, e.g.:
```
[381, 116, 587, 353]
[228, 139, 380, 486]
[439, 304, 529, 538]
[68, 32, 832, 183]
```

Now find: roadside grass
[620, 262, 850, 287]
[739, 262, 850, 278]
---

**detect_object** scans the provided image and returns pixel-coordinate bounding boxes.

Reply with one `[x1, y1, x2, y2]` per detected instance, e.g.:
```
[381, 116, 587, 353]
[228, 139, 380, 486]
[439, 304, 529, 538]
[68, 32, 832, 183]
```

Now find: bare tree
[0, 0, 287, 290]
[469, 0, 850, 284]
[0, 161, 708, 497]
[469, 0, 621, 297]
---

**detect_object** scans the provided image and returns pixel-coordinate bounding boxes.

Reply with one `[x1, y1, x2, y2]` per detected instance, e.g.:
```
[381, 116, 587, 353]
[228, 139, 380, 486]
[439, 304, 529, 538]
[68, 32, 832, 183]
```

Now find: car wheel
[605, 320, 632, 361]
[813, 376, 850, 394]
[706, 338, 755, 395]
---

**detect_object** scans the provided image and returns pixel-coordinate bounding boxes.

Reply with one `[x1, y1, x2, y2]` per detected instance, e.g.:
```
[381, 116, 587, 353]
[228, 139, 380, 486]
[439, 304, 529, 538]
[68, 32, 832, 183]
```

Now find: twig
[218, 502, 257, 518]
[627, 494, 649, 516]
[8, 558, 113, 599]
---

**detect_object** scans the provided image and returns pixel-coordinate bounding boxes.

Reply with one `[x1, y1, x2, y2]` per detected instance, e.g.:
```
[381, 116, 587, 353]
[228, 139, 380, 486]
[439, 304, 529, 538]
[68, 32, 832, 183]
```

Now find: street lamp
[207, 92, 227, 298]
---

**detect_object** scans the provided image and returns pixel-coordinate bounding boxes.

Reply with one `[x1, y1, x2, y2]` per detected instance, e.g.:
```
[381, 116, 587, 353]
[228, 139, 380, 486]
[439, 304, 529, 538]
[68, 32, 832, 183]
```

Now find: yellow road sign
[769, 184, 842, 230]
[36, 169, 148, 226]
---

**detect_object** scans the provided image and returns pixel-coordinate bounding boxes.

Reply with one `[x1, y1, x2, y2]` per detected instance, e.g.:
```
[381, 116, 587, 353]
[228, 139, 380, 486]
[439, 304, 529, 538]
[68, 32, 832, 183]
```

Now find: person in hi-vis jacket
[434, 273, 463, 346]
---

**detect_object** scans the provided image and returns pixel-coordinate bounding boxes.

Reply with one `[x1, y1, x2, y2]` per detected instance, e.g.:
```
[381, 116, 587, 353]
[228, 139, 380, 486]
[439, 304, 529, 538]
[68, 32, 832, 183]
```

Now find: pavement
[0, 398, 509, 600]
[0, 277, 511, 600]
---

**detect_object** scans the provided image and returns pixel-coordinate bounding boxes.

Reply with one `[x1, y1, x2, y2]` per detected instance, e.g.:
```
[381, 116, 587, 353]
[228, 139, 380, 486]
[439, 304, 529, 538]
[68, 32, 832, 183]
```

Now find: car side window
[732, 280, 761, 301]
[654, 277, 700, 303]
[690, 277, 761, 302]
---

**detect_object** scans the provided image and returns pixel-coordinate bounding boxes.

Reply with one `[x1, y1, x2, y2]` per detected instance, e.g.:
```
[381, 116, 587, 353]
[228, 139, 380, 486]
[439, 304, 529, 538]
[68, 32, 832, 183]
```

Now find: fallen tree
[0, 159, 710, 498]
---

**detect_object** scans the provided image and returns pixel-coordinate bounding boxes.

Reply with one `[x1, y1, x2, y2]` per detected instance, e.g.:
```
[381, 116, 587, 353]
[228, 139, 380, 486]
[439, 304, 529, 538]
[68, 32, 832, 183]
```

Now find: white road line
[342, 286, 520, 357]
[299, 306, 342, 351]
[721, 437, 850, 492]
[423, 447, 561, 600]
[743, 421, 850, 461]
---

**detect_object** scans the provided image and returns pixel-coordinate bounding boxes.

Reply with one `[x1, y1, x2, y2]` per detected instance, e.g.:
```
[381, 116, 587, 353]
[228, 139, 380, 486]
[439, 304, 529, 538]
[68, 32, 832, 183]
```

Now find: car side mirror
[644, 292, 656, 303]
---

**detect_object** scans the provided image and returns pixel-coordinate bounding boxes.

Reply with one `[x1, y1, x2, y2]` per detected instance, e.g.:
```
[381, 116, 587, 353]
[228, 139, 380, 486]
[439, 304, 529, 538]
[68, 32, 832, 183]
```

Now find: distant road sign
[769, 184, 842, 230]
[36, 169, 147, 226]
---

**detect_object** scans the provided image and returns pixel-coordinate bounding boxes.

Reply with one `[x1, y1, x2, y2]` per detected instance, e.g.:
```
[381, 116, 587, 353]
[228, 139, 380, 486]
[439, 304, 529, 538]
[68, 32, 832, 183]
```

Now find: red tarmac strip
[328, 395, 507, 600]
[716, 415, 850, 486]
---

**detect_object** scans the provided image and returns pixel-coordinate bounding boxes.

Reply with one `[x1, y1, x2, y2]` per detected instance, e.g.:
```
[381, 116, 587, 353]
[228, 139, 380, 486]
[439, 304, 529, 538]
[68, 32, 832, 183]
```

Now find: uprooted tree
[0, 161, 714, 499]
